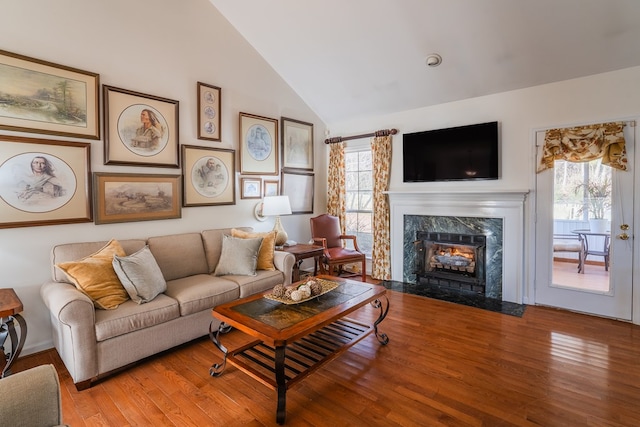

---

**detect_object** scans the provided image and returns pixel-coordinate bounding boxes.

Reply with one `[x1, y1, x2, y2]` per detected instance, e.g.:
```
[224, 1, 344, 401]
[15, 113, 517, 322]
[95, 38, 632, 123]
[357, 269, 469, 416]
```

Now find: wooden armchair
[310, 214, 366, 282]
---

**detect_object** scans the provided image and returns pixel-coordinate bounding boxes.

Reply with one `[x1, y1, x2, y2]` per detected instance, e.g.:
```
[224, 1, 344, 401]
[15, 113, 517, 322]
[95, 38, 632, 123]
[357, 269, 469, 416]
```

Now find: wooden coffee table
[209, 276, 389, 424]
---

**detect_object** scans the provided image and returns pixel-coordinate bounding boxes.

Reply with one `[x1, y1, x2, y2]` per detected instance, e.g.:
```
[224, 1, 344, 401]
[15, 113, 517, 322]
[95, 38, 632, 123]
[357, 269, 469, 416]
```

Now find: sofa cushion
[164, 274, 239, 316]
[94, 294, 179, 342]
[113, 246, 167, 304]
[51, 239, 147, 283]
[231, 228, 277, 270]
[202, 227, 252, 273]
[147, 233, 209, 281]
[214, 235, 263, 276]
[55, 239, 129, 310]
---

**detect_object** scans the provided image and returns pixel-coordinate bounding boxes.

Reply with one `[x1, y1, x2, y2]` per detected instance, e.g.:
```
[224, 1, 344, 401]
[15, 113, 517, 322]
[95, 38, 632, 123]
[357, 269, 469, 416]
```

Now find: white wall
[0, 0, 327, 354]
[327, 66, 640, 306]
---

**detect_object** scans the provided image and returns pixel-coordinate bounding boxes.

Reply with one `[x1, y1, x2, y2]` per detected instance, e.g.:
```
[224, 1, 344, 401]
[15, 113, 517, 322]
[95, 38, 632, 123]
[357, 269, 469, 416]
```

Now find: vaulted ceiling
[210, 0, 640, 124]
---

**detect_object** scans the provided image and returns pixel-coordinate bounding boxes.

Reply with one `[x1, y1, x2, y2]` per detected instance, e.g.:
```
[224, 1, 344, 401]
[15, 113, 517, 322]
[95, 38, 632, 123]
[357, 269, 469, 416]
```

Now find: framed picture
[0, 135, 92, 228]
[103, 85, 179, 168]
[182, 145, 235, 207]
[281, 117, 314, 170]
[241, 177, 262, 199]
[0, 49, 100, 139]
[197, 82, 221, 141]
[239, 112, 278, 175]
[93, 173, 181, 224]
[263, 180, 279, 197]
[281, 170, 314, 214]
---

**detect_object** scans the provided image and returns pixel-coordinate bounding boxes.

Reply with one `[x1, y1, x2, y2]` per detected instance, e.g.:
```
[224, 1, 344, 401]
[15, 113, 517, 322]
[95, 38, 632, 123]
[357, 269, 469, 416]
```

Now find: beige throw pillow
[231, 228, 277, 271]
[113, 246, 166, 304]
[56, 239, 129, 310]
[214, 235, 263, 276]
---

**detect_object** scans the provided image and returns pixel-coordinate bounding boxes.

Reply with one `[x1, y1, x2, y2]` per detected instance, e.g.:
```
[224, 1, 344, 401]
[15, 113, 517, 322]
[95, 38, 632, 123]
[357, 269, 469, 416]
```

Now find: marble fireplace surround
[386, 190, 529, 304]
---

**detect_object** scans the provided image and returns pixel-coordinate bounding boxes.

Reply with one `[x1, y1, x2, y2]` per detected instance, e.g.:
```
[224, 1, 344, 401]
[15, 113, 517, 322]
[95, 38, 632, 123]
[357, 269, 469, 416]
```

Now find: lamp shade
[261, 195, 292, 216]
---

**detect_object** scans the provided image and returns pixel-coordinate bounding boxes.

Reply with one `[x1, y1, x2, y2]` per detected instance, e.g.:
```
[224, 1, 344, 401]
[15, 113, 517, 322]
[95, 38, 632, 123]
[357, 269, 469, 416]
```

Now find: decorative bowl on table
[264, 278, 339, 305]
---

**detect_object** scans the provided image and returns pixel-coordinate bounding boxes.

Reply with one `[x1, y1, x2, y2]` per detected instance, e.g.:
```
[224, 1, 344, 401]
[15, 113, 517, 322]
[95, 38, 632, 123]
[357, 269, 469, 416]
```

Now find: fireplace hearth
[414, 231, 487, 293]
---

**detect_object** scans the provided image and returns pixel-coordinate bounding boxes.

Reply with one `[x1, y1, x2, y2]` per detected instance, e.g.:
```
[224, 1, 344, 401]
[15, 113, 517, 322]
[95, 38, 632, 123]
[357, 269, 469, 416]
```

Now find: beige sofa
[40, 227, 295, 390]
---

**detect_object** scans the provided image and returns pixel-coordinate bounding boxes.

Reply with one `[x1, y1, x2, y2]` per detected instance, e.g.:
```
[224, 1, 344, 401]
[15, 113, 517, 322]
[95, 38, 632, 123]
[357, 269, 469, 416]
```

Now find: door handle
[617, 233, 630, 240]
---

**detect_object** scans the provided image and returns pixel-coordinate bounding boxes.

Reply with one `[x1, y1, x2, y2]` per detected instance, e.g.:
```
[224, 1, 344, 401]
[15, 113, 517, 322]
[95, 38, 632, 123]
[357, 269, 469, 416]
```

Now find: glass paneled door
[534, 129, 634, 320]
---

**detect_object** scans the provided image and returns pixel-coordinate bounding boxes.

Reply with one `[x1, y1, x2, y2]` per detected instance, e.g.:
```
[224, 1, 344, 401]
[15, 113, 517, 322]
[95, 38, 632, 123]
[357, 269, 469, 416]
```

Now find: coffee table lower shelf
[224, 317, 373, 391]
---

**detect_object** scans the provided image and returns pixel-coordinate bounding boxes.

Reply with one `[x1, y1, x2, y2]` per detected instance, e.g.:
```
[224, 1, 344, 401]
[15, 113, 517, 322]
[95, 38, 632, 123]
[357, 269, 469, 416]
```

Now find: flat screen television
[402, 121, 499, 182]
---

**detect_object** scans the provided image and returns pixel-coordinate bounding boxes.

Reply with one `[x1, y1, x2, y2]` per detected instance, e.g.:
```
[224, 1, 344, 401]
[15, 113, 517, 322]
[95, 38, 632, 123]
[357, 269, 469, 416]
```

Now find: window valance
[537, 121, 627, 172]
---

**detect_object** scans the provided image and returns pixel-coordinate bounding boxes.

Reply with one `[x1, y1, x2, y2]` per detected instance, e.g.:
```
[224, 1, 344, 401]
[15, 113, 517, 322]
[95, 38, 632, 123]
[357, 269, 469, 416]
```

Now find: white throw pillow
[214, 235, 263, 276]
[112, 246, 166, 304]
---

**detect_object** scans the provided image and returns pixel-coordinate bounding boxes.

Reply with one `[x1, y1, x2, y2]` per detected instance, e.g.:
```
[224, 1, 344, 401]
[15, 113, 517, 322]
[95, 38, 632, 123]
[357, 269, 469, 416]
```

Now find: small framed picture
[239, 112, 279, 175]
[93, 173, 181, 225]
[0, 49, 100, 140]
[281, 117, 314, 170]
[182, 145, 235, 207]
[0, 135, 92, 228]
[263, 180, 279, 197]
[281, 170, 314, 214]
[103, 85, 180, 168]
[241, 177, 262, 199]
[197, 82, 221, 141]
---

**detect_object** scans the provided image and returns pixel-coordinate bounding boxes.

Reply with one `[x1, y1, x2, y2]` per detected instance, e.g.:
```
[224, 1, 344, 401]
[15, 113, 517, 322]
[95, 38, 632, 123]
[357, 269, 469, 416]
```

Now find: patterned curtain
[537, 121, 627, 172]
[371, 135, 392, 280]
[327, 142, 346, 233]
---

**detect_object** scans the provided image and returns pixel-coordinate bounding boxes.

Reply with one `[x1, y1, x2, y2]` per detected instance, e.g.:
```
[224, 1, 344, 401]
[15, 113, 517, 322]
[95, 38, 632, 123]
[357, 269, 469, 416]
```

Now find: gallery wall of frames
[0, 48, 315, 229]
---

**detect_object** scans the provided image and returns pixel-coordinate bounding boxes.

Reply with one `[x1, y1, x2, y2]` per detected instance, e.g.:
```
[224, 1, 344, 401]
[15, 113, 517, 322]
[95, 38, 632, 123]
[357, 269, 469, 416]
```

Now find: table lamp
[261, 195, 292, 246]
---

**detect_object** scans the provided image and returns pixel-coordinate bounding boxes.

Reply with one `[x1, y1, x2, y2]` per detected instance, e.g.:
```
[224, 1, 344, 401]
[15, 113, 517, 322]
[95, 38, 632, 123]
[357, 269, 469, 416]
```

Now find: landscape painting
[94, 173, 181, 224]
[0, 49, 99, 139]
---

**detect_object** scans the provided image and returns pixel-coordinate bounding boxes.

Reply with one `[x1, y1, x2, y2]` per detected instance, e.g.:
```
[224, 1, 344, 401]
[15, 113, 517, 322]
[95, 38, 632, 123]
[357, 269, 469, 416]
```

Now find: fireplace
[414, 231, 487, 293]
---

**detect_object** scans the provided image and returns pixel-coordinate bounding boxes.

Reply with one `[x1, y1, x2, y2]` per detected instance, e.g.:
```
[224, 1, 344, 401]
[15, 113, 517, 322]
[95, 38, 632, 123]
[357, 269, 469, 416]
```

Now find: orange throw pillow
[56, 239, 130, 309]
[231, 229, 277, 271]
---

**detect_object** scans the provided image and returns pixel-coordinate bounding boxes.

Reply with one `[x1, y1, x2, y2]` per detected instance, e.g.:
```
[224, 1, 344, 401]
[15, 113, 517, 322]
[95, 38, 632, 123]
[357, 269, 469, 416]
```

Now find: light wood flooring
[13, 281, 640, 426]
[553, 260, 610, 292]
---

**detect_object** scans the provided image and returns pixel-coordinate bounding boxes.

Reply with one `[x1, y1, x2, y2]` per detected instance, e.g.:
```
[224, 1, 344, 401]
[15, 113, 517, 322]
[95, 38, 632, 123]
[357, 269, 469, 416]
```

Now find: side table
[278, 244, 325, 282]
[0, 288, 27, 378]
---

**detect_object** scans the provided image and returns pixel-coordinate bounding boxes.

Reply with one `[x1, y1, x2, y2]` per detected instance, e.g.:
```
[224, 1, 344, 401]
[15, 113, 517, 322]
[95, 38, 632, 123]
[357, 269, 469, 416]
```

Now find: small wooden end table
[0, 288, 27, 378]
[209, 276, 389, 424]
[278, 244, 325, 282]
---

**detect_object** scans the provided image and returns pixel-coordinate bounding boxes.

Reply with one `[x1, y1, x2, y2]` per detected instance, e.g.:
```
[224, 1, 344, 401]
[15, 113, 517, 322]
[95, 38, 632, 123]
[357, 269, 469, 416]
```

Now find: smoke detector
[425, 53, 442, 67]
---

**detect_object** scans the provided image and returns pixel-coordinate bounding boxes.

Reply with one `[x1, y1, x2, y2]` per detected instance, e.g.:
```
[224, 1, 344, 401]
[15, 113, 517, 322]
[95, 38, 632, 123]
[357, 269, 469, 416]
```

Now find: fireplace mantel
[386, 189, 529, 304]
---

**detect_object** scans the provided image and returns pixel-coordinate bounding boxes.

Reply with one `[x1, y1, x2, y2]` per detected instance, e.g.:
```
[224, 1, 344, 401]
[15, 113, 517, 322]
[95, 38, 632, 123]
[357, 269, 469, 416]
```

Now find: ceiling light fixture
[425, 53, 442, 67]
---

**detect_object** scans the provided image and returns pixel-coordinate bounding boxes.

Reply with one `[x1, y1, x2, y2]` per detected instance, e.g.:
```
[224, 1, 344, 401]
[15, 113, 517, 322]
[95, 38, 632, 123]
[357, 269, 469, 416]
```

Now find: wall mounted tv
[402, 121, 499, 182]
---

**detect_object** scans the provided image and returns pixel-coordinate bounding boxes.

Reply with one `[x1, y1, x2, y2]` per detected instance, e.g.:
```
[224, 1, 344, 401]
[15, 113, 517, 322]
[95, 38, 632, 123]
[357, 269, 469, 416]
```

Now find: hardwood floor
[13, 284, 640, 426]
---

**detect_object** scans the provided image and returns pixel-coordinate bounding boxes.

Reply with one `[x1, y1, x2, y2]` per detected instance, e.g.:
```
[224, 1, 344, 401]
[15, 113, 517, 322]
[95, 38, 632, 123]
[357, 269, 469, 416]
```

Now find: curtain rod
[324, 128, 398, 144]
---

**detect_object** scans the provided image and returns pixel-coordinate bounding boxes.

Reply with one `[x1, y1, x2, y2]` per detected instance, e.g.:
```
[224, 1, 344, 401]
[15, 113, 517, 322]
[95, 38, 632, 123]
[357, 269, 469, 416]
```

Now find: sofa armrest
[0, 364, 64, 426]
[40, 281, 98, 386]
[273, 251, 295, 286]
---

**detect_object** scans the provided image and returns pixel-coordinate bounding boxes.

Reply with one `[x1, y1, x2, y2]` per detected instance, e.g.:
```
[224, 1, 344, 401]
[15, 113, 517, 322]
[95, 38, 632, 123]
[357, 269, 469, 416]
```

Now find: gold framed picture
[182, 145, 235, 207]
[93, 173, 181, 224]
[0, 49, 100, 139]
[239, 112, 278, 175]
[197, 82, 221, 141]
[281, 117, 313, 171]
[0, 135, 92, 228]
[241, 177, 262, 199]
[103, 85, 180, 168]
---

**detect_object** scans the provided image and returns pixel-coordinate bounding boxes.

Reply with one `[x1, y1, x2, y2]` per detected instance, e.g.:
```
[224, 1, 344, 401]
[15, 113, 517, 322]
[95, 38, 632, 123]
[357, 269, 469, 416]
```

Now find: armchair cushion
[55, 239, 129, 310]
[0, 364, 65, 427]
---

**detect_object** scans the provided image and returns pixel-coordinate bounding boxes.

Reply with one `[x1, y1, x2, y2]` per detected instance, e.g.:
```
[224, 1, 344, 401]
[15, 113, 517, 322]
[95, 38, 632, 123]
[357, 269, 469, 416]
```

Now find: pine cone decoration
[309, 281, 322, 296]
[272, 284, 286, 298]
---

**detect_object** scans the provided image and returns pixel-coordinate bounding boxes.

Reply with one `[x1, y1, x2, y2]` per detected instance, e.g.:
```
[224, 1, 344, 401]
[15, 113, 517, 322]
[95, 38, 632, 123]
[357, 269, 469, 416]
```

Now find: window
[554, 159, 611, 221]
[345, 149, 373, 257]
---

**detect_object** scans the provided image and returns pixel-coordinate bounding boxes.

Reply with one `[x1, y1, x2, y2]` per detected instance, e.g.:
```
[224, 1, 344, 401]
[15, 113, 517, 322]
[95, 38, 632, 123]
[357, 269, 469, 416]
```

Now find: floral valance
[537, 121, 627, 173]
